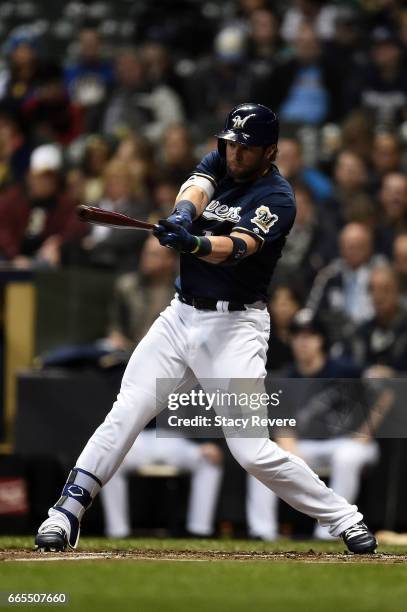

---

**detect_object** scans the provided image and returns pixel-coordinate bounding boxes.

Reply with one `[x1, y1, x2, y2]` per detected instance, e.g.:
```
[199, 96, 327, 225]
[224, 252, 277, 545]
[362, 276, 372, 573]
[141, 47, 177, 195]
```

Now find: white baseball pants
[76, 297, 363, 536]
[246, 438, 379, 540]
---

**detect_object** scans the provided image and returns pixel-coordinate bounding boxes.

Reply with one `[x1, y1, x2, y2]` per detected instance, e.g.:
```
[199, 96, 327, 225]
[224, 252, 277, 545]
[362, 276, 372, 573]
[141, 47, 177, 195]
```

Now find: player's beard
[226, 155, 267, 182]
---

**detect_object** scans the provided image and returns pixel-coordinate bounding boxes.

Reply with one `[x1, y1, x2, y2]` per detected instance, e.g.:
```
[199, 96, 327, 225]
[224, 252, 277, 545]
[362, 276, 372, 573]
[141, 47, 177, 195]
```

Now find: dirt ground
[2, 548, 407, 563]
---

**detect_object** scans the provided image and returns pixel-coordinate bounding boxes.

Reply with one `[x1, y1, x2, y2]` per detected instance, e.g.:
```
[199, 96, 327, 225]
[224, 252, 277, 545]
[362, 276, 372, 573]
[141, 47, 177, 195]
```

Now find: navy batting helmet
[216, 103, 279, 157]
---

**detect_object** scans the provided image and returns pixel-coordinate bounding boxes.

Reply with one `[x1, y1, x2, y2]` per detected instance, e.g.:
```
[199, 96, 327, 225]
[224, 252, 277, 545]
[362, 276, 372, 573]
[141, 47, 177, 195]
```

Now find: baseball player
[35, 103, 377, 554]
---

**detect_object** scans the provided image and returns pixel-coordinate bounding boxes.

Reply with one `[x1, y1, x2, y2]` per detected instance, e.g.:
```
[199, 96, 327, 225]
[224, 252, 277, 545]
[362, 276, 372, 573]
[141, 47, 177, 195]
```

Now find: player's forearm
[199, 236, 234, 264]
[175, 185, 209, 218]
[153, 220, 259, 263]
[199, 232, 259, 264]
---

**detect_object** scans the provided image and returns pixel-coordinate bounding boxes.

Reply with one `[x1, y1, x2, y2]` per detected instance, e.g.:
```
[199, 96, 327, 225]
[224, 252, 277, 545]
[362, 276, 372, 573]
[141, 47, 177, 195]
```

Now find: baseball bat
[77, 205, 156, 231]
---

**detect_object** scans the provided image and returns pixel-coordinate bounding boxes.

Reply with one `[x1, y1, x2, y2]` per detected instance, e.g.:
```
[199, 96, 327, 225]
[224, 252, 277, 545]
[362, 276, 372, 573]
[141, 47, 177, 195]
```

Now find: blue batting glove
[153, 219, 198, 253]
[166, 210, 192, 228]
[165, 200, 196, 228]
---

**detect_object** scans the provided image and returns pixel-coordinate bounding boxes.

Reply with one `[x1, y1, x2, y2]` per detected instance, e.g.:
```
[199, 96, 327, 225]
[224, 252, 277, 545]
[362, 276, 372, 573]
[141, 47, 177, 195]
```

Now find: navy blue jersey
[176, 150, 296, 302]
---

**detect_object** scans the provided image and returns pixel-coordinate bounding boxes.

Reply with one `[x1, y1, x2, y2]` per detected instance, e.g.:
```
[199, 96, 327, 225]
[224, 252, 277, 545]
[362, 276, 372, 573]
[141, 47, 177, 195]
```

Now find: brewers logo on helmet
[216, 102, 279, 157]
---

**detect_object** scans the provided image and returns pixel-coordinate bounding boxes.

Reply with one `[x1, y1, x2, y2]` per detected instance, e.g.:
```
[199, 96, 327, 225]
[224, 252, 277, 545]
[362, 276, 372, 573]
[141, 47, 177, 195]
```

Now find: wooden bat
[77, 205, 156, 231]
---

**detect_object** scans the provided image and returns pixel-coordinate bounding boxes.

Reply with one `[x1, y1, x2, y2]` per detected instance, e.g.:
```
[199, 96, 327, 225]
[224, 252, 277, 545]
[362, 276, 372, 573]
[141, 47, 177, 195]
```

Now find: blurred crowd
[0, 0, 407, 373]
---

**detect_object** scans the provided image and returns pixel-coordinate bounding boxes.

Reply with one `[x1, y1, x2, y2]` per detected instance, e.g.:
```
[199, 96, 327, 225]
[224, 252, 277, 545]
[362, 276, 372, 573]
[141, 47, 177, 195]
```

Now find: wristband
[174, 199, 197, 222]
[222, 236, 247, 265]
[190, 236, 212, 256]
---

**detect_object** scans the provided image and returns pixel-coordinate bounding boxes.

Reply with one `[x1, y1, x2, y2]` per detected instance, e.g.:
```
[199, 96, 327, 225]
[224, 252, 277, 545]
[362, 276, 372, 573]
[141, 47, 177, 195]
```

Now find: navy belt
[177, 293, 246, 311]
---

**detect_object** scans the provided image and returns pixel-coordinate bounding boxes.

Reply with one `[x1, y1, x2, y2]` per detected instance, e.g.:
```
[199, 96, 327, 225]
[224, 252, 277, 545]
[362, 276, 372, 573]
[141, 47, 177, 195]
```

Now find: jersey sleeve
[192, 150, 225, 188]
[233, 192, 296, 244]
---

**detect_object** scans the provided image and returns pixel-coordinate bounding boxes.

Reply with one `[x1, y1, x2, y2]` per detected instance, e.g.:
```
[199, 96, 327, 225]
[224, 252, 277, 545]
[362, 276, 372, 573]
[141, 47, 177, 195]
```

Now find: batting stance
[36, 103, 377, 554]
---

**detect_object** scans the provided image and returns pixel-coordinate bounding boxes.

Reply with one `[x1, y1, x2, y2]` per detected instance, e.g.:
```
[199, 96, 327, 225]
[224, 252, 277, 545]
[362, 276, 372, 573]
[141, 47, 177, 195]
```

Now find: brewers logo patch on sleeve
[251, 205, 278, 233]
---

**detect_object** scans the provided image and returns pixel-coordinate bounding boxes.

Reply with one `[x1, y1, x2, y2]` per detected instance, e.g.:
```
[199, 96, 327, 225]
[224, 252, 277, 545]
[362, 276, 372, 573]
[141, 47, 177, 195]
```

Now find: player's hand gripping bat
[77, 205, 156, 231]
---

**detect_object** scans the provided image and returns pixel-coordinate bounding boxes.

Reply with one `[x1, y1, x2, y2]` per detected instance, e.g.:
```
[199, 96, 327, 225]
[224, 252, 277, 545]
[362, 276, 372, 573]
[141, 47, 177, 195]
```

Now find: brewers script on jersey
[35, 103, 377, 554]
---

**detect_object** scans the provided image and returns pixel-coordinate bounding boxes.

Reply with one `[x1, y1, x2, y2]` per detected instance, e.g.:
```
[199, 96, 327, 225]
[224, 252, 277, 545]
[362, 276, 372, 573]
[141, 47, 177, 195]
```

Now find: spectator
[267, 23, 341, 124]
[0, 28, 41, 109]
[114, 133, 155, 199]
[306, 223, 386, 345]
[265, 284, 302, 371]
[277, 137, 333, 202]
[64, 28, 114, 132]
[22, 62, 84, 145]
[158, 124, 197, 184]
[185, 26, 254, 135]
[247, 8, 283, 69]
[341, 111, 373, 161]
[393, 233, 407, 306]
[255, 309, 379, 540]
[139, 42, 185, 101]
[79, 158, 151, 270]
[103, 47, 184, 143]
[0, 103, 31, 189]
[81, 135, 113, 204]
[281, 0, 339, 42]
[333, 150, 369, 198]
[276, 182, 337, 290]
[346, 27, 407, 127]
[0, 144, 86, 266]
[370, 131, 403, 194]
[352, 265, 407, 371]
[325, 150, 375, 229]
[324, 8, 366, 91]
[375, 173, 407, 257]
[248, 9, 285, 104]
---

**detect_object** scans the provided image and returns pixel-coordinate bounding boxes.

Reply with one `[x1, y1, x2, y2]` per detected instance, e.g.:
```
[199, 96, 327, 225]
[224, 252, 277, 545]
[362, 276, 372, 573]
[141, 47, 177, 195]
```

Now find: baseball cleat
[35, 526, 67, 552]
[35, 508, 80, 552]
[342, 521, 377, 554]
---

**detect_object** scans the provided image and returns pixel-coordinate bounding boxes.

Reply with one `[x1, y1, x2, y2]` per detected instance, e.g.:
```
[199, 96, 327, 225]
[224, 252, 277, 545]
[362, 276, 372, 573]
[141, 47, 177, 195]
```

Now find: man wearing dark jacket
[345, 28, 407, 127]
[258, 23, 341, 124]
[352, 265, 407, 372]
[0, 144, 86, 267]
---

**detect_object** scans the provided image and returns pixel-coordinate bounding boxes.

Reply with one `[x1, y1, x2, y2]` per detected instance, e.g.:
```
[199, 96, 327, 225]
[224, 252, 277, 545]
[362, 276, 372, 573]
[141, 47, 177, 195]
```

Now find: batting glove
[165, 200, 196, 228]
[153, 219, 198, 253]
[165, 210, 192, 228]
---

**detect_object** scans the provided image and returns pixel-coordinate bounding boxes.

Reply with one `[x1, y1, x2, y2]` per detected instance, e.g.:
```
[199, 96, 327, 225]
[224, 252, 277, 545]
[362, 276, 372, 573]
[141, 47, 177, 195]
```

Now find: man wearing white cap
[0, 144, 86, 267]
[30, 144, 63, 174]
